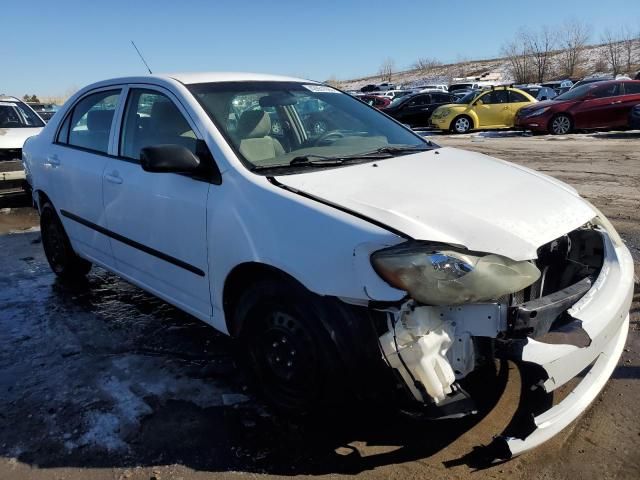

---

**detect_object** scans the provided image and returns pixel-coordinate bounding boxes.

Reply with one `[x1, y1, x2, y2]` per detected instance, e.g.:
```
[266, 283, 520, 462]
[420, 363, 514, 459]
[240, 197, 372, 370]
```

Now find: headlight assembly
[523, 107, 550, 118]
[371, 242, 540, 305]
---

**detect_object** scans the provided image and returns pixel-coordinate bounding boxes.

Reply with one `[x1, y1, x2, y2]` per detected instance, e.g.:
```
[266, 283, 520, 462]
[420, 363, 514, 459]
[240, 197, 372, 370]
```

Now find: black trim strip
[267, 177, 412, 240]
[60, 210, 205, 277]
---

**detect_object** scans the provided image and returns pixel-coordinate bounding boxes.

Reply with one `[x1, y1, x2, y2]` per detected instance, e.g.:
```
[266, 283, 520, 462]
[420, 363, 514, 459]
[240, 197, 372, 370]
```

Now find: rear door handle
[46, 154, 60, 167]
[104, 172, 123, 184]
[610, 100, 622, 104]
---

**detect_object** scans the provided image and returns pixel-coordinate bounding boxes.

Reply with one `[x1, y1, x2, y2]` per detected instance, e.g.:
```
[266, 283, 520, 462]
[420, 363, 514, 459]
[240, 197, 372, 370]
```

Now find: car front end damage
[372, 220, 634, 458]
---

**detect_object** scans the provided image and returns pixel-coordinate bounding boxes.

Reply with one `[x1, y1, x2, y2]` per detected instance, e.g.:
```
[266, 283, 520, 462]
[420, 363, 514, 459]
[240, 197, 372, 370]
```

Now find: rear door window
[592, 84, 620, 98]
[63, 90, 121, 154]
[623, 82, 640, 94]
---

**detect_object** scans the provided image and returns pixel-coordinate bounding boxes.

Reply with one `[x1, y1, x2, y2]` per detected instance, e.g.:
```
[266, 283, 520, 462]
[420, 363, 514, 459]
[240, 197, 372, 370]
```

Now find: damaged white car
[22, 73, 634, 459]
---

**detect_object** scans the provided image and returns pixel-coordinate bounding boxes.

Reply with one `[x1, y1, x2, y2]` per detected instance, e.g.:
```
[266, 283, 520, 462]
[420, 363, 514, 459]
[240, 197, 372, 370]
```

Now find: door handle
[610, 100, 622, 104]
[104, 172, 123, 184]
[45, 154, 60, 167]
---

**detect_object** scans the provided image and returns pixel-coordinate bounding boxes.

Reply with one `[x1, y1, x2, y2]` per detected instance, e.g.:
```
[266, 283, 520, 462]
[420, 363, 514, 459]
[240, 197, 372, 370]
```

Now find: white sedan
[1, 96, 44, 184]
[22, 72, 634, 459]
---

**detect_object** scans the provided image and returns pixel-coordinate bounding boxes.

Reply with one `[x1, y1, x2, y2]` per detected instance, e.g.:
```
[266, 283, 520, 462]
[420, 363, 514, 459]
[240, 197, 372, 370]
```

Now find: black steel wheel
[40, 202, 91, 279]
[235, 277, 346, 413]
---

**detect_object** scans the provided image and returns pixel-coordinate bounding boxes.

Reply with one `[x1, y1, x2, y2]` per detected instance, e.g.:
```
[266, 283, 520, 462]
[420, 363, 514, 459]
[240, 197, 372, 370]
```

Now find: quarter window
[509, 91, 530, 102]
[64, 90, 121, 154]
[120, 89, 197, 160]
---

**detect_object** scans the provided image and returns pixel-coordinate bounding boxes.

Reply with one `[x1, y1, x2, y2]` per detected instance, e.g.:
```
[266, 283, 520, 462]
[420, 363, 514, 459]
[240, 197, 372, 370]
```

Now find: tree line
[502, 20, 639, 83]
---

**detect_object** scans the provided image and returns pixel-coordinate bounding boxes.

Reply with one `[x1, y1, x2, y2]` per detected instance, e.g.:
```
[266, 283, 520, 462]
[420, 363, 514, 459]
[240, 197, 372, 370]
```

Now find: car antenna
[131, 40, 153, 74]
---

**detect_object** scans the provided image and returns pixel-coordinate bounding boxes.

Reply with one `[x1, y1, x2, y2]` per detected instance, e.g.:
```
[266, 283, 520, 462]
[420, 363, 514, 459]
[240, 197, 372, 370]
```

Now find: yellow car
[430, 87, 536, 133]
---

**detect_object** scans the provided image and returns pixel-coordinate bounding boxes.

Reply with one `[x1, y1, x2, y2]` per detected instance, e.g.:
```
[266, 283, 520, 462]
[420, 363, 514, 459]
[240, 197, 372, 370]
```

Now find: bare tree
[502, 30, 533, 84]
[620, 26, 638, 73]
[524, 26, 556, 83]
[324, 75, 342, 88]
[558, 20, 590, 77]
[413, 57, 442, 74]
[601, 29, 624, 76]
[378, 58, 395, 82]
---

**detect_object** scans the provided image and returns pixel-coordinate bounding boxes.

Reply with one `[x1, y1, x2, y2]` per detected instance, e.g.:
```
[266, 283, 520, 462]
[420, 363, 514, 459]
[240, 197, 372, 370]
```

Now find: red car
[515, 80, 640, 134]
[358, 94, 392, 109]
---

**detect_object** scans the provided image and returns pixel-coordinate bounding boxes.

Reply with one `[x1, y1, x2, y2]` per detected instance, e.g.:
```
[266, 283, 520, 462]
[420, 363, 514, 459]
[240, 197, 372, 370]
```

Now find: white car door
[49, 88, 124, 266]
[102, 86, 212, 320]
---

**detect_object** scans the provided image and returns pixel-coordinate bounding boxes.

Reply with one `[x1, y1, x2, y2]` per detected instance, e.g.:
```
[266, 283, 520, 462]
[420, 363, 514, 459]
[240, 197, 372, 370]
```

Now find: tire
[40, 202, 92, 279]
[235, 277, 349, 414]
[549, 114, 572, 135]
[451, 115, 473, 134]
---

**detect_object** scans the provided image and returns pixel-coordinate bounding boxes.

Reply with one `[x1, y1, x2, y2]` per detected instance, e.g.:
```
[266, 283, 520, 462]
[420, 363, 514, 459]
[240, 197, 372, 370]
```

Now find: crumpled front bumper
[500, 229, 634, 456]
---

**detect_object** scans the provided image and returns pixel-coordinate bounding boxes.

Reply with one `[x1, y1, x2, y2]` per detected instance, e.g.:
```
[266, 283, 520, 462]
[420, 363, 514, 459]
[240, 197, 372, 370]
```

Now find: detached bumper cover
[501, 230, 634, 456]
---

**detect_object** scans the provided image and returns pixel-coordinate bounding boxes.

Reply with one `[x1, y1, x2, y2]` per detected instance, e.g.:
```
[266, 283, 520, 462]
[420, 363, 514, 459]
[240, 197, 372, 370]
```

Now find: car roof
[82, 72, 316, 89]
[0, 95, 21, 103]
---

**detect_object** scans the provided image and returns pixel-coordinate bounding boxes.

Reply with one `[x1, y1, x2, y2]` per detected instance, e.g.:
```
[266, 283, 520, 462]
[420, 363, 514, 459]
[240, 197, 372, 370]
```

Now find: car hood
[0, 128, 42, 149]
[274, 147, 596, 261]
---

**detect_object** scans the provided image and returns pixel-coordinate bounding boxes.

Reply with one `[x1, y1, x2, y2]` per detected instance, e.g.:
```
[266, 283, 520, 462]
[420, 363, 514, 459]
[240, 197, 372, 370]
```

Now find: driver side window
[119, 89, 197, 161]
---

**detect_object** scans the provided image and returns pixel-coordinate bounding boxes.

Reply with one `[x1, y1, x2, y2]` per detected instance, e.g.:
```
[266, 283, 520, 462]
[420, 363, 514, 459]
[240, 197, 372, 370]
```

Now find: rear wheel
[235, 277, 347, 413]
[40, 202, 92, 279]
[549, 114, 572, 135]
[451, 115, 473, 134]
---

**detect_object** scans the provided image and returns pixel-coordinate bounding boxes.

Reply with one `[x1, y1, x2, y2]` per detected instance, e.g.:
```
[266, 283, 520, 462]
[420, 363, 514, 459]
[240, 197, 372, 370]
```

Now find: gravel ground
[0, 131, 639, 480]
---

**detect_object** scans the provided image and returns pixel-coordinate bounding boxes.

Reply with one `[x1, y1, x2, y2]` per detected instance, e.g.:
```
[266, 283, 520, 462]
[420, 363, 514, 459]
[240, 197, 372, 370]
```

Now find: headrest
[236, 110, 271, 139]
[150, 101, 191, 134]
[87, 109, 114, 131]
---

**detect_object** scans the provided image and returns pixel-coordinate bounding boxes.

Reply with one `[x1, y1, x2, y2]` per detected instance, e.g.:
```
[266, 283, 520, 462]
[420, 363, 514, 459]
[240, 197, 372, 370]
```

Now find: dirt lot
[1, 131, 639, 480]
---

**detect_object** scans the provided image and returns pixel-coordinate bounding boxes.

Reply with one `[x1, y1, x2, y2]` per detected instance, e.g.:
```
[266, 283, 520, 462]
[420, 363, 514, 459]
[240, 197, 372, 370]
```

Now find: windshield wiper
[357, 144, 434, 156]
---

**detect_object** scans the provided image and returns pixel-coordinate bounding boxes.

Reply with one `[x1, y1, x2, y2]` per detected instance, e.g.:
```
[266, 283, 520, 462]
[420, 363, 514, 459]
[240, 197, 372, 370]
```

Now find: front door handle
[610, 100, 622, 104]
[45, 154, 60, 167]
[104, 172, 123, 184]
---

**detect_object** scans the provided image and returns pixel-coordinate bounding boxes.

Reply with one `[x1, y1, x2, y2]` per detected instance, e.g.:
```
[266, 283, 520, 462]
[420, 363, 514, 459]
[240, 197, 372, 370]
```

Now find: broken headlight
[371, 242, 541, 305]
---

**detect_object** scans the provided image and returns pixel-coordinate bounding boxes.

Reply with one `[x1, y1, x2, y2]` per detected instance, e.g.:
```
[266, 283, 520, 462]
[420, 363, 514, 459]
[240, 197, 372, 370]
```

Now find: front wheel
[40, 202, 92, 279]
[451, 115, 473, 134]
[549, 114, 572, 135]
[235, 278, 347, 413]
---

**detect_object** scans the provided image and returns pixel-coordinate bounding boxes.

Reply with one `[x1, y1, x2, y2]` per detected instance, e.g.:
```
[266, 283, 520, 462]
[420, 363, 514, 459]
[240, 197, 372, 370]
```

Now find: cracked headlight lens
[371, 242, 541, 305]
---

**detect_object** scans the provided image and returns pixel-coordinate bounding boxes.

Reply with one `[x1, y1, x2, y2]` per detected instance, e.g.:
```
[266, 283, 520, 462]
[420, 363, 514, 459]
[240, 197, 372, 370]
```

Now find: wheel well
[35, 190, 52, 213]
[222, 262, 303, 337]
[549, 112, 573, 129]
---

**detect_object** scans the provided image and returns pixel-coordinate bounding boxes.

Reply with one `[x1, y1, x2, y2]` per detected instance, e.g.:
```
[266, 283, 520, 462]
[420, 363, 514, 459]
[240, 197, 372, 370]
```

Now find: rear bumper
[500, 230, 634, 456]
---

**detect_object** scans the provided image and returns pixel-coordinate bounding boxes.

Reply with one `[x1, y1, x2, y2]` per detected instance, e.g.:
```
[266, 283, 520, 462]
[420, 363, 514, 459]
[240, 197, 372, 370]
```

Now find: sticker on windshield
[302, 84, 338, 93]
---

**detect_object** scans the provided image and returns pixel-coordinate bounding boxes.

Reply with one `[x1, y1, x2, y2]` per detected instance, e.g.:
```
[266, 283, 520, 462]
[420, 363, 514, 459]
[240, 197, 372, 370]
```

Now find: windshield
[554, 84, 596, 101]
[0, 102, 45, 128]
[189, 81, 433, 173]
[456, 91, 480, 104]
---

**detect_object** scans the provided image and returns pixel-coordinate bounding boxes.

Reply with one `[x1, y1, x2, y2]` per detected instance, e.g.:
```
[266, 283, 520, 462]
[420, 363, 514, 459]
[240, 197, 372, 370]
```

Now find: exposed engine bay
[377, 225, 605, 416]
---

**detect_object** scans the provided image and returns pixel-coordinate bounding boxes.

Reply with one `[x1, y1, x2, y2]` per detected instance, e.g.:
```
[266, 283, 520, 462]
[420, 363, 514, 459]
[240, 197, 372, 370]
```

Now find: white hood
[275, 147, 596, 261]
[0, 128, 42, 149]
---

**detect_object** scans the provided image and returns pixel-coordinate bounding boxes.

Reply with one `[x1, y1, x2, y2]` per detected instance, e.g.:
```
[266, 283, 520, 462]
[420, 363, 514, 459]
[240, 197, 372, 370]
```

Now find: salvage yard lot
[1, 132, 639, 480]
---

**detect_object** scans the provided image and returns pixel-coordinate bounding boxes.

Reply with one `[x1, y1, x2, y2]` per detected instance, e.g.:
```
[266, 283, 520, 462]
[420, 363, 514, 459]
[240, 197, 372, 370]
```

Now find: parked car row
[353, 78, 640, 135]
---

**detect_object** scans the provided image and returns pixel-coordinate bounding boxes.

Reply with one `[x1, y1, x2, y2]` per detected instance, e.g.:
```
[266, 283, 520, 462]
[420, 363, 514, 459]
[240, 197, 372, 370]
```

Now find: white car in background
[417, 84, 448, 92]
[23, 72, 634, 460]
[0, 96, 44, 189]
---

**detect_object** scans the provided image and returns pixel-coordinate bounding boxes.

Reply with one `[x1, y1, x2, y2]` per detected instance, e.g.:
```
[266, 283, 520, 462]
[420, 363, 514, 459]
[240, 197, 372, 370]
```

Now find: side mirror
[141, 144, 201, 173]
[475, 99, 484, 106]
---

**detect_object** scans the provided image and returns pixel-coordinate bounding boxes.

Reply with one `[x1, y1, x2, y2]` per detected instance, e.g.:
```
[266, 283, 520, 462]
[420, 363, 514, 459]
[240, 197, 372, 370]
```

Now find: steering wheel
[315, 129, 345, 145]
